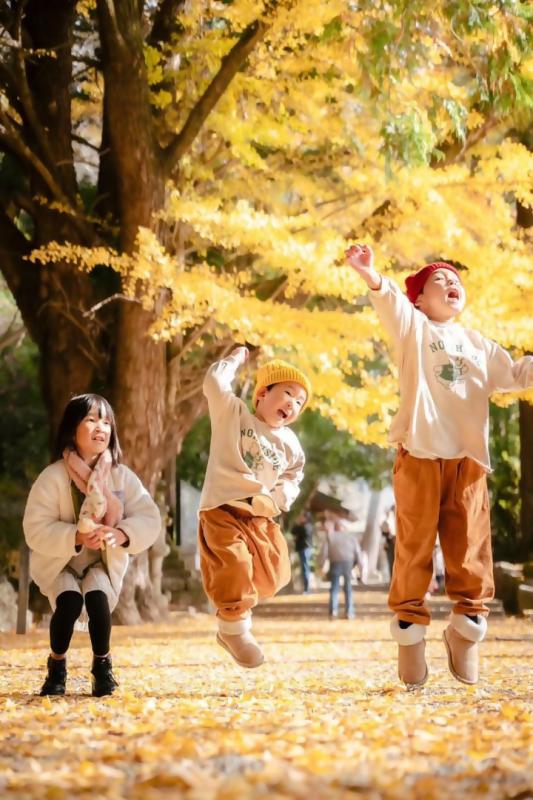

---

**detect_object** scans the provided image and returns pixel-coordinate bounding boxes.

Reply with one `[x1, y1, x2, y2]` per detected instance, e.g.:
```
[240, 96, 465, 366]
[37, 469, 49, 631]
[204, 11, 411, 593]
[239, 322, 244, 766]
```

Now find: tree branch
[163, 18, 269, 170]
[147, 0, 185, 48]
[96, 0, 128, 53]
[432, 116, 499, 168]
[0, 114, 68, 203]
[0, 208, 42, 342]
[83, 292, 142, 318]
[13, 50, 66, 183]
[0, 42, 75, 203]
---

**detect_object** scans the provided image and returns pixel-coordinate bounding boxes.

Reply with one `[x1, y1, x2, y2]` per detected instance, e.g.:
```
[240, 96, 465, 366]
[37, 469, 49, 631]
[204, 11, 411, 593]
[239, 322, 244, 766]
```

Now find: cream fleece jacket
[23, 461, 161, 598]
[369, 277, 533, 470]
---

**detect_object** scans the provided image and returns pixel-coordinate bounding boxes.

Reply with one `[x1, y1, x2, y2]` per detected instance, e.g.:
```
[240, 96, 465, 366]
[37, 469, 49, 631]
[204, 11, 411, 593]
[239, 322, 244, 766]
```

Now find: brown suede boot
[391, 617, 428, 688]
[443, 614, 487, 685]
[216, 631, 264, 668]
[216, 617, 264, 668]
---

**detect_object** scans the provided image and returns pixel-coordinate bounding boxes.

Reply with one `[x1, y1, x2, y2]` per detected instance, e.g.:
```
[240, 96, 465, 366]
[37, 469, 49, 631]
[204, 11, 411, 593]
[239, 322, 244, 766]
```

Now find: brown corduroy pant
[198, 505, 291, 621]
[389, 448, 494, 625]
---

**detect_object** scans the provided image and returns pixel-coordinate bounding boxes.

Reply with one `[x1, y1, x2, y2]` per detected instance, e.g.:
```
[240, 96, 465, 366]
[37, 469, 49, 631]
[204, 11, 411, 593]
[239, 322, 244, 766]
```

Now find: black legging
[50, 590, 111, 657]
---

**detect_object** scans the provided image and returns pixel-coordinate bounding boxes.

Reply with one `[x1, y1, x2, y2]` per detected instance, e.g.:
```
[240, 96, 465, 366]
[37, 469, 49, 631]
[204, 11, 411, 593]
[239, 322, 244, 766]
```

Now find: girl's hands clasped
[75, 528, 105, 550]
[97, 525, 129, 549]
[76, 525, 128, 549]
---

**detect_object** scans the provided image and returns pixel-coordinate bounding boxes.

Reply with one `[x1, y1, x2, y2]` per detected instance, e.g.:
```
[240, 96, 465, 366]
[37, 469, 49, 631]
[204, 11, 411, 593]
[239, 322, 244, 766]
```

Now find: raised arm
[345, 244, 416, 343]
[203, 346, 249, 416]
[345, 244, 382, 290]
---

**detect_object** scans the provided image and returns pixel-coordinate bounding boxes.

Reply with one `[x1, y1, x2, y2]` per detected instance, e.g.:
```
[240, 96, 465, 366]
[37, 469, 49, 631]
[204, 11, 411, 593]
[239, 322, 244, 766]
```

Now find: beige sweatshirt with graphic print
[199, 355, 305, 516]
[369, 277, 533, 471]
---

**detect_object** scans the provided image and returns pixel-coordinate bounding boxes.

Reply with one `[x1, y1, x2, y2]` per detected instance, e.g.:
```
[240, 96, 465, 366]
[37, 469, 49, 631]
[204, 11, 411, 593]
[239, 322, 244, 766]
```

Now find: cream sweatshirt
[199, 355, 305, 516]
[369, 277, 533, 470]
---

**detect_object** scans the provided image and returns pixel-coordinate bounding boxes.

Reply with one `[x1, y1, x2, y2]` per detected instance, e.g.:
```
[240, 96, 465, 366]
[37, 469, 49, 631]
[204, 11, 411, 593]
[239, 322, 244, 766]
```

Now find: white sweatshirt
[369, 277, 533, 470]
[199, 355, 305, 516]
[23, 461, 161, 598]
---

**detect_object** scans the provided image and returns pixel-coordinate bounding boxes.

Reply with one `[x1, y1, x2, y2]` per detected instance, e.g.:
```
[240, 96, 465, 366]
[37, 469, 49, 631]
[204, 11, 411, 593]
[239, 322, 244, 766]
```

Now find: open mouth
[447, 289, 460, 301]
[93, 435, 106, 442]
[277, 409, 289, 421]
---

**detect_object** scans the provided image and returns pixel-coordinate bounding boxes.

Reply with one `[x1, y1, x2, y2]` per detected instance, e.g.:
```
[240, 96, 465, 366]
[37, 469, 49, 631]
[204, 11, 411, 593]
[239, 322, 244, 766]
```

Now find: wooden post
[164, 457, 177, 542]
[16, 540, 30, 634]
[176, 471, 181, 546]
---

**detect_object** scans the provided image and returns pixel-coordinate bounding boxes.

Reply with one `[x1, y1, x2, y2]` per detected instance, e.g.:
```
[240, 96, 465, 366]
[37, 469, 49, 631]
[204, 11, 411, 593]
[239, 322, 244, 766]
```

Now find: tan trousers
[389, 448, 494, 625]
[198, 505, 291, 621]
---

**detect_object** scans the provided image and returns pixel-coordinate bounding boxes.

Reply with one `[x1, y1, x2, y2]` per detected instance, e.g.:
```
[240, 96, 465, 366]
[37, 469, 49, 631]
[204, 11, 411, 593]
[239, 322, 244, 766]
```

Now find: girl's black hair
[52, 393, 122, 465]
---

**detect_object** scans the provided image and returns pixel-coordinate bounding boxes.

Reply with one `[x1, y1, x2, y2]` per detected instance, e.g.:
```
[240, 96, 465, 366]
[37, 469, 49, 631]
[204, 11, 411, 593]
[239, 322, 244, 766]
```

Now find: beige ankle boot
[391, 617, 428, 687]
[443, 614, 487, 685]
[216, 616, 264, 668]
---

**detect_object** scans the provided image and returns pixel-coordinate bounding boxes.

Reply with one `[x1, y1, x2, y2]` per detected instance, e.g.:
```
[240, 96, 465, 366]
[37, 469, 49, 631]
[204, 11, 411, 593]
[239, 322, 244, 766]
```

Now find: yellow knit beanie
[252, 359, 312, 409]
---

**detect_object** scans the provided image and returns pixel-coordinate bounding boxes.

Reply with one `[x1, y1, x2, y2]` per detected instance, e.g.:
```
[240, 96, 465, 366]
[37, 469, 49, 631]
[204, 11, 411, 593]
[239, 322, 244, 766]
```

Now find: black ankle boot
[40, 656, 67, 696]
[91, 655, 118, 697]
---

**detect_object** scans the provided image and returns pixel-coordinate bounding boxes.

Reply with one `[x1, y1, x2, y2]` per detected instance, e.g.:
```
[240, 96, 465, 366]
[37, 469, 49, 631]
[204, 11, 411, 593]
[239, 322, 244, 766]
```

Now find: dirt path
[0, 608, 531, 799]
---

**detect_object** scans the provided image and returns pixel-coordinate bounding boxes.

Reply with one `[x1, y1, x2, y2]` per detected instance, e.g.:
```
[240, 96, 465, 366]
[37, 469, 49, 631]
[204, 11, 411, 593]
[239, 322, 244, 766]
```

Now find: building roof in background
[308, 490, 355, 520]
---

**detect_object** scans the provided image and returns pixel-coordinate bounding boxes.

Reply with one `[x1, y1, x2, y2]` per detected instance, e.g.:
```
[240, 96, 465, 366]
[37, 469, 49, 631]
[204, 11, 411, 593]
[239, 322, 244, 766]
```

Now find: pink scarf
[63, 448, 123, 533]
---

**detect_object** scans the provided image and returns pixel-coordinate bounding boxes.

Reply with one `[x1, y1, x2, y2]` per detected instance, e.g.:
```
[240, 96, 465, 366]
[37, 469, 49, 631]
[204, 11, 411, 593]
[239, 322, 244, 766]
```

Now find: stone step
[253, 589, 505, 619]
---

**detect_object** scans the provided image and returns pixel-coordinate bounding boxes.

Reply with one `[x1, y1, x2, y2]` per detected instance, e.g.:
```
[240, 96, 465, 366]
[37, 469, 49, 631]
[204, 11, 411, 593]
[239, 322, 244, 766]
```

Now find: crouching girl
[23, 394, 161, 697]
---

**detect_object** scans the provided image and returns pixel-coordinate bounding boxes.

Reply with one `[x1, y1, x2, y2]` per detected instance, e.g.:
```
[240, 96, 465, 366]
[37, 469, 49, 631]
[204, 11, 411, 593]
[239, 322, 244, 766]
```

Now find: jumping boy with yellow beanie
[198, 347, 311, 668]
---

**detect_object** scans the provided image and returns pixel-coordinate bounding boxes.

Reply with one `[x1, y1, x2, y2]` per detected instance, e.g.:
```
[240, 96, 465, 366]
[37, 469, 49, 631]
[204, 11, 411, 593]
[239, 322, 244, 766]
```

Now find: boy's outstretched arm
[203, 346, 249, 415]
[488, 343, 533, 394]
[344, 243, 414, 343]
[345, 244, 382, 290]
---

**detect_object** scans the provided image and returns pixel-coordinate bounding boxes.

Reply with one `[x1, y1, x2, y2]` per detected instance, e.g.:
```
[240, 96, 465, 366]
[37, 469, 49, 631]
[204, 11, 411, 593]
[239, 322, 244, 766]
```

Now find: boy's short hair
[405, 262, 460, 304]
[252, 360, 311, 409]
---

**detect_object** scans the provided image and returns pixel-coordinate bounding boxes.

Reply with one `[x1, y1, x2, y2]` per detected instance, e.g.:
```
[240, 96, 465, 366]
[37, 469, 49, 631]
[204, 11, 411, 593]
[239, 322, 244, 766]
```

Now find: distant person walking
[291, 511, 314, 594]
[380, 504, 396, 584]
[321, 513, 361, 619]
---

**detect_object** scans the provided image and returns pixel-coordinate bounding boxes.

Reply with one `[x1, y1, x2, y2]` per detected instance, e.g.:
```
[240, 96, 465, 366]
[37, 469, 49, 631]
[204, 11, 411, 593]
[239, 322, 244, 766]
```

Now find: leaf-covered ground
[1, 593, 532, 799]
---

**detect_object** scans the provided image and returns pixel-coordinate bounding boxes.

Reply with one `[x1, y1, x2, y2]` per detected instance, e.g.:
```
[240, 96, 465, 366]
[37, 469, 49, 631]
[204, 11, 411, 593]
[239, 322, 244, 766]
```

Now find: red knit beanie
[405, 262, 461, 304]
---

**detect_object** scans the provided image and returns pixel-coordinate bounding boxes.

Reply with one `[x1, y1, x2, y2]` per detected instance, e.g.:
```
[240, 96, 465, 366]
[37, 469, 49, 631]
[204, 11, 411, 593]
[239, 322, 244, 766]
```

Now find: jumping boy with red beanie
[198, 347, 311, 669]
[345, 244, 533, 687]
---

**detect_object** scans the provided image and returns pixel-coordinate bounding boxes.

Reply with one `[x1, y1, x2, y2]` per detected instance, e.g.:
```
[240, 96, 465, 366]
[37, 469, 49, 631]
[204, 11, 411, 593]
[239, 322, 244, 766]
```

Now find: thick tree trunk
[113, 305, 168, 489]
[0, 4, 99, 439]
[96, 1, 173, 621]
[37, 265, 98, 440]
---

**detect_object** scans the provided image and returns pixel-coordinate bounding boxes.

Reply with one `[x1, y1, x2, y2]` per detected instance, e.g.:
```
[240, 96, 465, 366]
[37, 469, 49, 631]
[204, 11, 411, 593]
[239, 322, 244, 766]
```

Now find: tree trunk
[361, 489, 388, 580]
[95, 0, 175, 621]
[4, 3, 100, 439]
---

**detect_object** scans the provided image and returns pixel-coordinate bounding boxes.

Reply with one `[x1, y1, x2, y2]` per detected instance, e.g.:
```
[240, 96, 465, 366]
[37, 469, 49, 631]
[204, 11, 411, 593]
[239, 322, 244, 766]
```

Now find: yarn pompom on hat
[405, 262, 461, 304]
[252, 359, 312, 409]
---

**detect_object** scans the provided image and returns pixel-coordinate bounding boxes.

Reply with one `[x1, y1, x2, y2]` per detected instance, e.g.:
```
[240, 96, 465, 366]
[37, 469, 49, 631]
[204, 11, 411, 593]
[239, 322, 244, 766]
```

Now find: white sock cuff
[450, 613, 487, 642]
[390, 616, 426, 645]
[217, 615, 252, 635]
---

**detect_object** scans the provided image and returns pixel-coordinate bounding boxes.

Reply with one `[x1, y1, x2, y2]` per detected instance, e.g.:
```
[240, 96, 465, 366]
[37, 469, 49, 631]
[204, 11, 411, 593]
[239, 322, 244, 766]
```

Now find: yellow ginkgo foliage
[4, 0, 533, 457]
